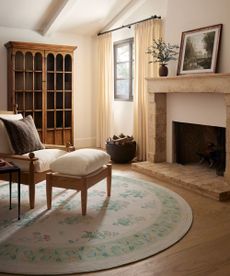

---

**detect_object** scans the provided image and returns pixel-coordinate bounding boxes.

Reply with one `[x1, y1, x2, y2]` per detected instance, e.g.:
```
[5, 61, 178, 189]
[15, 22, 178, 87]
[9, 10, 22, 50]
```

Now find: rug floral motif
[0, 175, 193, 274]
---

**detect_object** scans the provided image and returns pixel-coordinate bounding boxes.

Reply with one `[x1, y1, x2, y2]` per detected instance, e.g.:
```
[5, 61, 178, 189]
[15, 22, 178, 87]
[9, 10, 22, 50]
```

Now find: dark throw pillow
[0, 115, 45, 155]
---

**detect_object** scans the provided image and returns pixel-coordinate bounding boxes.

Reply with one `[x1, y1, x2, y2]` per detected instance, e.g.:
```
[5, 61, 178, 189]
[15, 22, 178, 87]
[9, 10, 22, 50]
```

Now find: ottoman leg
[107, 163, 112, 197]
[46, 172, 53, 209]
[81, 185, 87, 216]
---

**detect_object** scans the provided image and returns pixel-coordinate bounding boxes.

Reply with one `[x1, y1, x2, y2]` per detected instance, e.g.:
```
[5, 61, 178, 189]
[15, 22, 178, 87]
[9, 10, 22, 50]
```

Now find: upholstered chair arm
[0, 152, 38, 162]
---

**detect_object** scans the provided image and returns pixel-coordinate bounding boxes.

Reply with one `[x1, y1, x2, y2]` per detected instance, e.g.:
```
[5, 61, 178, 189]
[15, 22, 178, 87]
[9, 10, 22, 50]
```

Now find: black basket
[106, 142, 136, 163]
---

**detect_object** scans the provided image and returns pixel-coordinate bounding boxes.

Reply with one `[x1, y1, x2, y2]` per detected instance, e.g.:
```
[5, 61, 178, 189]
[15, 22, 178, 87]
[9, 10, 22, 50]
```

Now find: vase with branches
[146, 38, 179, 76]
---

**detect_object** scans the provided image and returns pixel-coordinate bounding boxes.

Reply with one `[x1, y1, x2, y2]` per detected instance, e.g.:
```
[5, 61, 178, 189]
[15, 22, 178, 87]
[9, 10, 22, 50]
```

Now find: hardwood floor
[1, 163, 230, 276]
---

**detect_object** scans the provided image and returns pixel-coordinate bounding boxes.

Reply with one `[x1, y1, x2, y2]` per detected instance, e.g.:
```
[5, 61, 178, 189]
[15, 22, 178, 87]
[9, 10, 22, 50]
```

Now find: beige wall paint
[0, 26, 95, 148]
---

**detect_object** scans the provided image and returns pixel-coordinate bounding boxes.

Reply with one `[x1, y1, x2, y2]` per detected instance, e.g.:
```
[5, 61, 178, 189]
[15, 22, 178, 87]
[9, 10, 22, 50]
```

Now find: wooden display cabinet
[5, 41, 77, 145]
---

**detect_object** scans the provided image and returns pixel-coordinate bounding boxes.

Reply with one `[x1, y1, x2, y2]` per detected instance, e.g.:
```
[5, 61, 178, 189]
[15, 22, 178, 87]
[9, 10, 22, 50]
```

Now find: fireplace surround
[173, 121, 225, 175]
[132, 73, 230, 200]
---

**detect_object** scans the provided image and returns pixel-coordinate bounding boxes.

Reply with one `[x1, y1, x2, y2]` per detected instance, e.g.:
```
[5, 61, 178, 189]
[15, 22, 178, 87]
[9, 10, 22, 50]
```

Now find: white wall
[164, 0, 230, 161]
[111, 0, 167, 136]
[0, 26, 95, 148]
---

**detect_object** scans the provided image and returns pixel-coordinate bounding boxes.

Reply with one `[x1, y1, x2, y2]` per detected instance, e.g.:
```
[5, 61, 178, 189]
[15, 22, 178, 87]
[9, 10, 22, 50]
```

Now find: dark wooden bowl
[106, 142, 136, 163]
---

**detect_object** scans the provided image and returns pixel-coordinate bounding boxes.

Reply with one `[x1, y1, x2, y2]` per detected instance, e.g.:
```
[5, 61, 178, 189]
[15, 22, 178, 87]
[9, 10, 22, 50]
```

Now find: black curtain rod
[97, 15, 161, 36]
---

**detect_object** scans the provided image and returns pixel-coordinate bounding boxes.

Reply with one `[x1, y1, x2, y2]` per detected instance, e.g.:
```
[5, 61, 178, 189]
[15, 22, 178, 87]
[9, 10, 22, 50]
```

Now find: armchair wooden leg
[29, 155, 35, 209]
[46, 172, 52, 209]
[29, 183, 35, 209]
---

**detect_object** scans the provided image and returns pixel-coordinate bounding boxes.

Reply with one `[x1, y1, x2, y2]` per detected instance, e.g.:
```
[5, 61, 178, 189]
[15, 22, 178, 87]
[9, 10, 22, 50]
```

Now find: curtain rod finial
[152, 15, 161, 19]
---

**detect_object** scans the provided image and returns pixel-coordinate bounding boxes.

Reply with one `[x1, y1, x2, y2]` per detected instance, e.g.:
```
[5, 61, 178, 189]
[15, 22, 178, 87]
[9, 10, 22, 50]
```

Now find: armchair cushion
[0, 113, 23, 154]
[0, 115, 44, 155]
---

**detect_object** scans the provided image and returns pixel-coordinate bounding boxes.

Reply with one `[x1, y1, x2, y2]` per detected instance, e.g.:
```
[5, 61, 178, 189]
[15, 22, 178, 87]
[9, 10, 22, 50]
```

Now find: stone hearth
[132, 162, 230, 201]
[132, 73, 230, 200]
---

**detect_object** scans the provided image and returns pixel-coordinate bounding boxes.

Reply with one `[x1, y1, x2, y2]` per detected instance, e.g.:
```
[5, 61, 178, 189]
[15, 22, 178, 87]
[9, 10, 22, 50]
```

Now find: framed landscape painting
[177, 24, 222, 75]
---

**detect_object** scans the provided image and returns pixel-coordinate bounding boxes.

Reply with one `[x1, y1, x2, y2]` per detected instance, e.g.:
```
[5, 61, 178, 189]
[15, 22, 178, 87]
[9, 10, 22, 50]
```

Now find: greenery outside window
[114, 38, 134, 101]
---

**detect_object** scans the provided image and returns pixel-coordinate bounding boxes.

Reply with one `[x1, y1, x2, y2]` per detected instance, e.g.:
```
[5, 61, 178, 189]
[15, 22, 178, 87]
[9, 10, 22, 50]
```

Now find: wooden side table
[0, 160, 21, 220]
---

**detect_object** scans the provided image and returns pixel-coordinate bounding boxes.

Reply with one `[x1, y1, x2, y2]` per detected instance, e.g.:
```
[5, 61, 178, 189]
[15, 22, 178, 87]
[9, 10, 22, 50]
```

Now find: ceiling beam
[41, 0, 77, 36]
[100, 0, 148, 33]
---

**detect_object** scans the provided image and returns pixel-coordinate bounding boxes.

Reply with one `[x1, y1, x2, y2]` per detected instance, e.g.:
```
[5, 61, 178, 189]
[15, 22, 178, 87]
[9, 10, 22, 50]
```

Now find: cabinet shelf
[46, 108, 72, 111]
[47, 127, 72, 130]
[46, 90, 72, 92]
[14, 70, 43, 73]
[46, 70, 72, 73]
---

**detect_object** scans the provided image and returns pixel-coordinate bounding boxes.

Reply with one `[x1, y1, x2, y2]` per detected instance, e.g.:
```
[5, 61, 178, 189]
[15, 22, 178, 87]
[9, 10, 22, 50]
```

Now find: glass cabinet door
[45, 52, 73, 145]
[14, 50, 43, 139]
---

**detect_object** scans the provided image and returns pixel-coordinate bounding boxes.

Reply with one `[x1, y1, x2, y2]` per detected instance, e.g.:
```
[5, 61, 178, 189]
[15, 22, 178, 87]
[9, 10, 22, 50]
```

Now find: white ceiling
[0, 0, 143, 36]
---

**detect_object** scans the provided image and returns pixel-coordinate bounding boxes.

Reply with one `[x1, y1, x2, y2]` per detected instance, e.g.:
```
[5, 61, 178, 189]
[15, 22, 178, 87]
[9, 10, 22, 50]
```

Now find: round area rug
[0, 175, 192, 274]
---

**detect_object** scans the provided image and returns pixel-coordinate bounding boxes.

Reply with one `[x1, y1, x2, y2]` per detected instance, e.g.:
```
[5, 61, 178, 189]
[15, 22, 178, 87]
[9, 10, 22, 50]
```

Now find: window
[114, 38, 134, 101]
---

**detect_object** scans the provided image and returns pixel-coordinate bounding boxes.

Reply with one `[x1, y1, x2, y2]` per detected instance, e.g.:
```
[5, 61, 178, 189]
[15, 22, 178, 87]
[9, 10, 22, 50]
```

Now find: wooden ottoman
[46, 148, 112, 216]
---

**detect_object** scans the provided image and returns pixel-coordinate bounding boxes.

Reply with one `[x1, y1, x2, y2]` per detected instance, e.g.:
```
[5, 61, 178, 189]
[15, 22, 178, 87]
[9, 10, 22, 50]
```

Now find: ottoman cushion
[50, 148, 110, 176]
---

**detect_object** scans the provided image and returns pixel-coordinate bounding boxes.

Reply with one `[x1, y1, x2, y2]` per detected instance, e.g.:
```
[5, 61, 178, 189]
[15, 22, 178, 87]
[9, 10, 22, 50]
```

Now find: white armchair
[0, 110, 72, 209]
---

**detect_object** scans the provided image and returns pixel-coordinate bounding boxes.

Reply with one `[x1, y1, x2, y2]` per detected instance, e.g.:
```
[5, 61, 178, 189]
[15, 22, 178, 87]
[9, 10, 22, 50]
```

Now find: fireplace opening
[173, 122, 226, 176]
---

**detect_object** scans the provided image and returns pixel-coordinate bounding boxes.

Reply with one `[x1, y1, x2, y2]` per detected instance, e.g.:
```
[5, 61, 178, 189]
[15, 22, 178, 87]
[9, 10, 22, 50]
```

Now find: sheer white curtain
[96, 33, 113, 149]
[134, 19, 162, 160]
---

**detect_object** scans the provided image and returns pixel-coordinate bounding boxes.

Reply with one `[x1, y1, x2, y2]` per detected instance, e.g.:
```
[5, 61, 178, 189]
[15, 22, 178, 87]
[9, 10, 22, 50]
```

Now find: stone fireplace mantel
[146, 73, 230, 182]
[146, 73, 230, 94]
